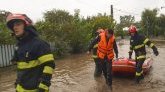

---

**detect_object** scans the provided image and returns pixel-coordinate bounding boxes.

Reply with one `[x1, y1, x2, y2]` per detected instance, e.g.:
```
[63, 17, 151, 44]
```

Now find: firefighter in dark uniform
[88, 29, 118, 90]
[128, 25, 159, 83]
[6, 13, 55, 92]
[88, 28, 104, 78]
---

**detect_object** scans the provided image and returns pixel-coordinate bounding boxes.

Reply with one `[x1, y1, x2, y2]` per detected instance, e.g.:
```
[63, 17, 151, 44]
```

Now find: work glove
[116, 54, 118, 59]
[153, 50, 159, 56]
[153, 47, 159, 56]
[128, 51, 132, 59]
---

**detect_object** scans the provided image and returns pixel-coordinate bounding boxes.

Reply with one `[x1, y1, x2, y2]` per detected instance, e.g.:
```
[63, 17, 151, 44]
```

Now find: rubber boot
[135, 74, 144, 84]
[135, 76, 140, 84]
[94, 67, 101, 78]
[139, 74, 144, 80]
[94, 59, 102, 78]
[106, 80, 112, 91]
[108, 85, 112, 91]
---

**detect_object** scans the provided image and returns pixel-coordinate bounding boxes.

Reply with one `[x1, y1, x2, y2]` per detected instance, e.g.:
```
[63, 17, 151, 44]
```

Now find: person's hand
[153, 50, 159, 56]
[87, 51, 90, 54]
[128, 51, 132, 59]
[116, 54, 118, 59]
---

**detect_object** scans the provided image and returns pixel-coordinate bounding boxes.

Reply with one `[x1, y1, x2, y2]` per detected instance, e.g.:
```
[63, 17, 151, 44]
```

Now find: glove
[116, 54, 118, 59]
[153, 47, 159, 56]
[128, 51, 132, 59]
[153, 50, 159, 56]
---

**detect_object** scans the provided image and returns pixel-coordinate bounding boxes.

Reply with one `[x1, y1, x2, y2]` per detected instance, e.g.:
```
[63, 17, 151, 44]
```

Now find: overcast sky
[1, 0, 165, 23]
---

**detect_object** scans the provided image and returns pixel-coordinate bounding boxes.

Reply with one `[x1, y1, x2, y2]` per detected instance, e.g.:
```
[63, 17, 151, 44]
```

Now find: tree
[120, 15, 135, 27]
[141, 9, 158, 37]
[35, 9, 93, 55]
[157, 14, 165, 38]
[116, 15, 135, 38]
[90, 13, 116, 37]
[0, 10, 14, 44]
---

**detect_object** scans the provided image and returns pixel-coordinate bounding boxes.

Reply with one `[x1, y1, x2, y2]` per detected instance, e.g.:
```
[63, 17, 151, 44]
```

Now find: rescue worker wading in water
[128, 25, 159, 84]
[6, 13, 55, 92]
[88, 29, 118, 90]
[88, 28, 104, 78]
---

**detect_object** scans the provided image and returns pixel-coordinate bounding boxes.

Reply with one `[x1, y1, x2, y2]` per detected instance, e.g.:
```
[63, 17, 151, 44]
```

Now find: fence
[0, 42, 55, 68]
[0, 44, 15, 67]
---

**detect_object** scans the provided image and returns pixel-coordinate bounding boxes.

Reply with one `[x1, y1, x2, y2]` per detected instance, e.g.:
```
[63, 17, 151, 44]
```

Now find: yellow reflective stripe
[43, 66, 54, 74]
[39, 83, 49, 91]
[16, 84, 38, 92]
[136, 72, 141, 76]
[92, 55, 98, 58]
[143, 38, 149, 44]
[136, 71, 143, 76]
[17, 60, 39, 69]
[134, 44, 145, 49]
[137, 55, 146, 60]
[93, 44, 98, 48]
[38, 54, 54, 64]
[150, 43, 154, 48]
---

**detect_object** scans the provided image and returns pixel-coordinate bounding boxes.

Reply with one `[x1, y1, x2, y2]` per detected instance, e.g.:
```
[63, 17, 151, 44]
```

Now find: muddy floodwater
[0, 39, 165, 92]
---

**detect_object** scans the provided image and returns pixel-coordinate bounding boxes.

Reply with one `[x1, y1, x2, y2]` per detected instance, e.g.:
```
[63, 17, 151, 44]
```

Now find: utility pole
[110, 5, 114, 20]
[161, 6, 165, 9]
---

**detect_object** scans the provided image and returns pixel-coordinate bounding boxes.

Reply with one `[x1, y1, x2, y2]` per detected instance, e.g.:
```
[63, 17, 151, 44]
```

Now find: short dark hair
[107, 29, 114, 35]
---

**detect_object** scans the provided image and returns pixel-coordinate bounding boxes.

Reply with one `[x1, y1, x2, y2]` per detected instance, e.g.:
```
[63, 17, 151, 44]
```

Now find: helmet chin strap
[10, 32, 15, 37]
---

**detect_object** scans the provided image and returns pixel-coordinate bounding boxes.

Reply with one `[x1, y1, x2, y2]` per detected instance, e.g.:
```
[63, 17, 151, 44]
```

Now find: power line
[75, 0, 105, 14]
[113, 8, 140, 16]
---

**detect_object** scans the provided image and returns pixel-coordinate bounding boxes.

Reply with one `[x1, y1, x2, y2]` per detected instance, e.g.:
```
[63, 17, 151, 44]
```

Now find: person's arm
[37, 41, 55, 92]
[11, 50, 18, 64]
[88, 36, 100, 52]
[142, 36, 159, 56]
[129, 39, 134, 59]
[113, 39, 118, 58]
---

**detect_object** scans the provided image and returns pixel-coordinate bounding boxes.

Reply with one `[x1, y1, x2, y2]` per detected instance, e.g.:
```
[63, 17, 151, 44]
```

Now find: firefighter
[128, 25, 159, 83]
[6, 13, 55, 92]
[88, 28, 104, 78]
[88, 29, 118, 90]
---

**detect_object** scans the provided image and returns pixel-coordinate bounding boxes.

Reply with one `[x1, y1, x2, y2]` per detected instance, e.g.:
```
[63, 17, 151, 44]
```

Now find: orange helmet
[6, 13, 33, 30]
[128, 25, 137, 33]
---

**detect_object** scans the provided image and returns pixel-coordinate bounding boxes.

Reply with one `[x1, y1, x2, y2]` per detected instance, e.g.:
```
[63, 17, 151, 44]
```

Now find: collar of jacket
[131, 32, 138, 38]
[16, 31, 36, 45]
[16, 26, 38, 43]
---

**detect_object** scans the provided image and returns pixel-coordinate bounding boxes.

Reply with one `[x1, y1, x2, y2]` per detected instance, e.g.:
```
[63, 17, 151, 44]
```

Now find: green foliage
[35, 9, 115, 56]
[116, 9, 165, 38]
[90, 14, 115, 36]
[2, 8, 165, 58]
[115, 15, 135, 38]
[157, 14, 165, 38]
[141, 9, 158, 37]
[120, 15, 135, 27]
[0, 11, 15, 44]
